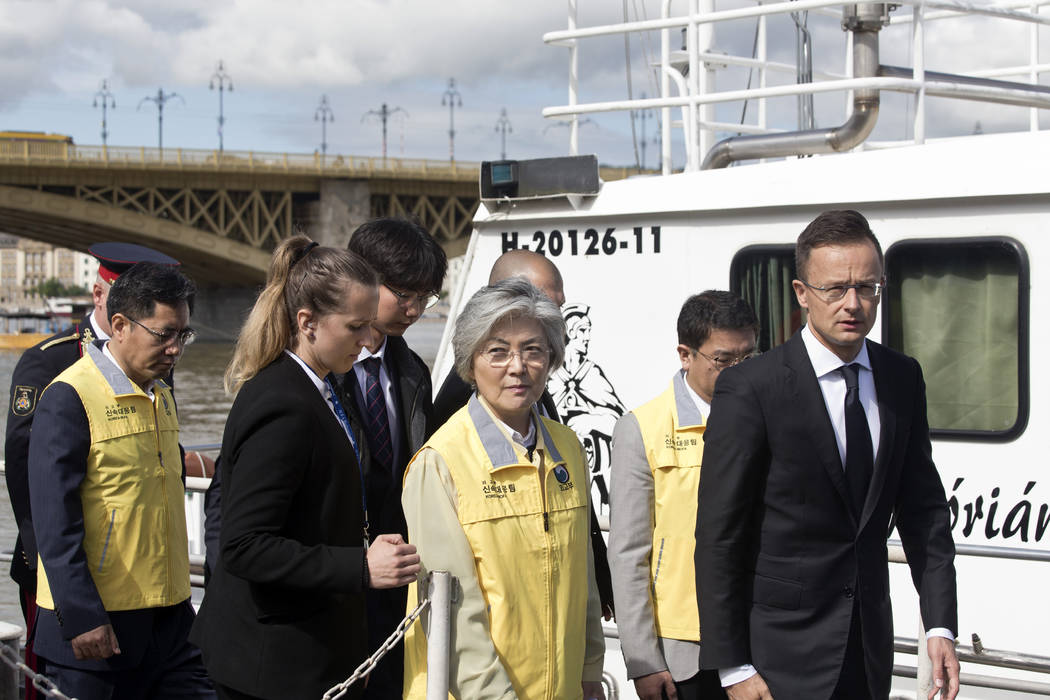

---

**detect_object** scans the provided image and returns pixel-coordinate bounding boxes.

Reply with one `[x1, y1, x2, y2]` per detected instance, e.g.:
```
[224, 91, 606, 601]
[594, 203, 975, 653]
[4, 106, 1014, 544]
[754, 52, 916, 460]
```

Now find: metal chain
[0, 643, 77, 700]
[321, 594, 431, 700]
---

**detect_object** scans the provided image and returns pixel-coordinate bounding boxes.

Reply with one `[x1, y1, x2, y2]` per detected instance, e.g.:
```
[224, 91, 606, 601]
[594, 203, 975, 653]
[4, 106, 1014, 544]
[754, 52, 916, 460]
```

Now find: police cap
[88, 242, 180, 284]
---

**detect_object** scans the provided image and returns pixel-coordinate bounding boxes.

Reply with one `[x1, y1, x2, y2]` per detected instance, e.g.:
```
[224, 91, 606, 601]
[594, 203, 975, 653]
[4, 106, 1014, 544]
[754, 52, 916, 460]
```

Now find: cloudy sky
[1, 0, 1046, 169]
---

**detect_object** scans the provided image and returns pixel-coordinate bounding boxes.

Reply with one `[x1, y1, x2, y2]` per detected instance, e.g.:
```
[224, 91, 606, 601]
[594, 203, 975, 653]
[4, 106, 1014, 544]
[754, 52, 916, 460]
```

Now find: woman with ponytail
[191, 236, 421, 700]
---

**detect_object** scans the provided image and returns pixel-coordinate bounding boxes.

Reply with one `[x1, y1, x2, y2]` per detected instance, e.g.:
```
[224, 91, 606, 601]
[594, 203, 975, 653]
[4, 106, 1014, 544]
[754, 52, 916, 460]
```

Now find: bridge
[0, 142, 636, 336]
[0, 143, 487, 287]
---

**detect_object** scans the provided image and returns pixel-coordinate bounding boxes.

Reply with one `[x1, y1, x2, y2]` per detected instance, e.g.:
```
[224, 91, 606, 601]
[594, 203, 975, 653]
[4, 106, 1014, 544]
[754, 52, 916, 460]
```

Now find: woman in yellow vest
[190, 236, 421, 700]
[402, 277, 605, 700]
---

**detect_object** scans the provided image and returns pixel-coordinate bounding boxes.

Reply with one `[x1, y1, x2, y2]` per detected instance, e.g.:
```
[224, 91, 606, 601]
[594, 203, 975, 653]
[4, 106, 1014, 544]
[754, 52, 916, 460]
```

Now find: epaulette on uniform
[39, 331, 81, 352]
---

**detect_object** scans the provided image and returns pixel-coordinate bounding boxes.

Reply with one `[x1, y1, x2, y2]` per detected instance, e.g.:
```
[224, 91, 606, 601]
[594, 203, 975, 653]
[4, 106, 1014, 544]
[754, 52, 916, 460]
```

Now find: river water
[0, 314, 447, 637]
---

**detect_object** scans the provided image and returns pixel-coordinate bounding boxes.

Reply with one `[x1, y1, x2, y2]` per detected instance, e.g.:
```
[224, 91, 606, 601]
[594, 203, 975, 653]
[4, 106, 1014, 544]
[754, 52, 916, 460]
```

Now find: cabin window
[884, 238, 1029, 440]
[730, 246, 802, 353]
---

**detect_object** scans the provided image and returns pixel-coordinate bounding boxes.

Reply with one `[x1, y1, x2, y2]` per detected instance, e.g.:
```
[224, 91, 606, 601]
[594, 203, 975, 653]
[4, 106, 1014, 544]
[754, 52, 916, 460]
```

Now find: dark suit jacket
[190, 354, 368, 700]
[338, 334, 433, 540]
[431, 368, 616, 615]
[695, 333, 957, 699]
[6, 317, 89, 591]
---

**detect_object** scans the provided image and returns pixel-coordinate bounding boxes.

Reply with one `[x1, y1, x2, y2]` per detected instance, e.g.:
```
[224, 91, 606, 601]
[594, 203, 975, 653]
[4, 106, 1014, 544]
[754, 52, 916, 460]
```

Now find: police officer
[608, 291, 757, 700]
[4, 242, 178, 697]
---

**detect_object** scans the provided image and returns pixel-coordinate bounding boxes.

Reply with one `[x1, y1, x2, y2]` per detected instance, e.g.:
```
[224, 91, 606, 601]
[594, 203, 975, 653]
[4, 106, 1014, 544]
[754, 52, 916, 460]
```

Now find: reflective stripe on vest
[632, 372, 705, 642]
[36, 343, 190, 612]
[403, 395, 591, 700]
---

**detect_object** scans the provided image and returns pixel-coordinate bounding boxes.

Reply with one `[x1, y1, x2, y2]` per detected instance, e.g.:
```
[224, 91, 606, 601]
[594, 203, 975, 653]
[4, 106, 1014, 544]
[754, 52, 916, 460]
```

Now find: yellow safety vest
[37, 344, 190, 612]
[403, 397, 591, 700]
[632, 372, 705, 641]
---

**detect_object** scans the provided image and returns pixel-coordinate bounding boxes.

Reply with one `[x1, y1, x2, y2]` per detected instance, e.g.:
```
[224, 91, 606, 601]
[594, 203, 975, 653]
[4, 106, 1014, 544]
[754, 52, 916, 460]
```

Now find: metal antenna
[315, 95, 335, 164]
[137, 87, 184, 153]
[441, 78, 463, 162]
[92, 80, 116, 147]
[209, 60, 233, 154]
[362, 103, 407, 161]
[494, 108, 512, 160]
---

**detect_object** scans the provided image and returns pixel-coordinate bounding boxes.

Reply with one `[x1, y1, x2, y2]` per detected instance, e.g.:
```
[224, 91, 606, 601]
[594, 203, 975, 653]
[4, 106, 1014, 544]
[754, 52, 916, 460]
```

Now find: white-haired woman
[401, 277, 605, 700]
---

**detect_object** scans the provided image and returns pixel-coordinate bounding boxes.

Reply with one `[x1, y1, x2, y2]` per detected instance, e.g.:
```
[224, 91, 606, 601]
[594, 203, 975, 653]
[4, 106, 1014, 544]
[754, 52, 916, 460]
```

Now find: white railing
[544, 0, 1050, 174]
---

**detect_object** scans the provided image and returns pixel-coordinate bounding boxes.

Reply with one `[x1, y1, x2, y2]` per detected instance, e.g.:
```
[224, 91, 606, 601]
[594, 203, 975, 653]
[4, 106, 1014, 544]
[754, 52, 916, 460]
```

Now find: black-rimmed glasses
[127, 317, 197, 347]
[799, 279, 885, 302]
[694, 348, 756, 369]
[385, 284, 441, 310]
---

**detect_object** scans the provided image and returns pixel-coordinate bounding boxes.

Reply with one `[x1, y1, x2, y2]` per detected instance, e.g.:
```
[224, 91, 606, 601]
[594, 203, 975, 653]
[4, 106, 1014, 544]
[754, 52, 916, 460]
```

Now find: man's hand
[726, 672, 773, 700]
[71, 624, 120, 660]
[581, 680, 607, 700]
[633, 670, 677, 700]
[367, 533, 421, 589]
[927, 636, 961, 699]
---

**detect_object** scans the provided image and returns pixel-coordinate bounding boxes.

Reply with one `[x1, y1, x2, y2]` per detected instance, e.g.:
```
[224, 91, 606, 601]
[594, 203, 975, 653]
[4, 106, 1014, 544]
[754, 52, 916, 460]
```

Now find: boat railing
[543, 0, 1050, 173]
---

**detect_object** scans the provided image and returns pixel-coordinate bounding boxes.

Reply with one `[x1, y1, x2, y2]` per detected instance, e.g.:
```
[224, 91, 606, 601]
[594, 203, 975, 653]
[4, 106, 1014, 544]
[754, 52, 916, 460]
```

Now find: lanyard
[324, 376, 370, 544]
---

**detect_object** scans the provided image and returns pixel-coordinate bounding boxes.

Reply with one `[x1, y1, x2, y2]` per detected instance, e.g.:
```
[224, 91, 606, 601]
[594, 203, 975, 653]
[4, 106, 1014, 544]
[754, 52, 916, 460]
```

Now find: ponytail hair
[224, 235, 377, 393]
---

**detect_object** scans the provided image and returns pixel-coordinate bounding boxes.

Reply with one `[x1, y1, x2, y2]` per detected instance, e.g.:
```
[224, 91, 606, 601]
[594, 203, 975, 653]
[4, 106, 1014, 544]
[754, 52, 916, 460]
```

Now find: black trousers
[672, 669, 729, 700]
[44, 607, 215, 700]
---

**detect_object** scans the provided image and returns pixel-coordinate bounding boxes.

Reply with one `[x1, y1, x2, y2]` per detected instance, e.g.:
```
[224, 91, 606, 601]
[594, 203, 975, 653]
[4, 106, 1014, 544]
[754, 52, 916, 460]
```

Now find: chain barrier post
[0, 622, 20, 700]
[0, 624, 75, 700]
[425, 571, 452, 700]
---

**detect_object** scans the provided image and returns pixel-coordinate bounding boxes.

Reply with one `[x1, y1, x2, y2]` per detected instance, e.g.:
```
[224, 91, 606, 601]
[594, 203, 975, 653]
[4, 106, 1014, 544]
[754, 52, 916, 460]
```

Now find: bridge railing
[0, 142, 482, 181]
[0, 141, 642, 184]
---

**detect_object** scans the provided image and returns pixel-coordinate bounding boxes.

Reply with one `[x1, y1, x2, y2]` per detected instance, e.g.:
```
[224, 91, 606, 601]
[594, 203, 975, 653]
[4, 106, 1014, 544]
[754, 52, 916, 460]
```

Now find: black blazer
[695, 333, 957, 699]
[190, 354, 368, 700]
[338, 334, 432, 539]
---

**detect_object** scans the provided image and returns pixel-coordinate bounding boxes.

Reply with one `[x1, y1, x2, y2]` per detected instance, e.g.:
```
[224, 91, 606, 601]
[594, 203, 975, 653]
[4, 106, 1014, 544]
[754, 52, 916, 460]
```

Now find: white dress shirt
[353, 339, 404, 469]
[719, 327, 950, 689]
[284, 350, 356, 448]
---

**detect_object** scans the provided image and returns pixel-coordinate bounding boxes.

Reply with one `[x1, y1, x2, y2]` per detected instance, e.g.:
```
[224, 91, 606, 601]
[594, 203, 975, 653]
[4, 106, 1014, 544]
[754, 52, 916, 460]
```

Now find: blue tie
[362, 357, 394, 473]
[839, 363, 873, 517]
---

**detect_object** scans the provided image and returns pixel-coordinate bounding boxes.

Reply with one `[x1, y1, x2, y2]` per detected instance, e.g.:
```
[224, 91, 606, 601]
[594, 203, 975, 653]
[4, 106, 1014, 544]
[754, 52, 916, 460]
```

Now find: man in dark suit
[341, 217, 446, 700]
[695, 210, 960, 700]
[5, 242, 179, 698]
[432, 249, 615, 619]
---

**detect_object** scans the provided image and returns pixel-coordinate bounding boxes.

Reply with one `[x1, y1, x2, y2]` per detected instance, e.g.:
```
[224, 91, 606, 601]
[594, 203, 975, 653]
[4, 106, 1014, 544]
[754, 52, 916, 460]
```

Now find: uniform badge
[80, 326, 96, 356]
[553, 465, 571, 484]
[12, 386, 37, 416]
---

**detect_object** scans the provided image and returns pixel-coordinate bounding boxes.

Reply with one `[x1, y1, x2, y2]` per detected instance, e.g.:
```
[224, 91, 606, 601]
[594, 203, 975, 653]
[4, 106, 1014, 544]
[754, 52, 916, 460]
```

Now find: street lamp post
[92, 80, 116, 147]
[441, 78, 462, 163]
[362, 103, 406, 162]
[138, 88, 184, 154]
[494, 108, 512, 160]
[209, 61, 233, 154]
[315, 95, 335, 165]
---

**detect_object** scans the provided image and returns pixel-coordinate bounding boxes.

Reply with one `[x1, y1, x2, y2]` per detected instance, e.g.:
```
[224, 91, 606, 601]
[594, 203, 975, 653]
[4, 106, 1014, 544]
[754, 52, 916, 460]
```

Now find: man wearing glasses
[696, 210, 959, 700]
[28, 262, 214, 698]
[343, 217, 447, 700]
[609, 290, 757, 700]
[4, 242, 184, 699]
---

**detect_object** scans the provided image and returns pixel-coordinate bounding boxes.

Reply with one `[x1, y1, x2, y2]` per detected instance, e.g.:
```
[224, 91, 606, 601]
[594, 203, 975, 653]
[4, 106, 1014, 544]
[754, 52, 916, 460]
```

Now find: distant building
[0, 235, 94, 310]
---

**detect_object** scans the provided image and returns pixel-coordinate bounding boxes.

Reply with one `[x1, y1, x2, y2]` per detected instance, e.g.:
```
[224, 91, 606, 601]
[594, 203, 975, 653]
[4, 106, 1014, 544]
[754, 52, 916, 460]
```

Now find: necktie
[323, 376, 368, 543]
[361, 357, 394, 473]
[839, 363, 874, 518]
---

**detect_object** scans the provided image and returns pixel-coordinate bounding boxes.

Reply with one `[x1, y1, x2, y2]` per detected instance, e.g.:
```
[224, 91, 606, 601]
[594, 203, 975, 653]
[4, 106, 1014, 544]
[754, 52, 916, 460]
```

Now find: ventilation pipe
[701, 3, 889, 170]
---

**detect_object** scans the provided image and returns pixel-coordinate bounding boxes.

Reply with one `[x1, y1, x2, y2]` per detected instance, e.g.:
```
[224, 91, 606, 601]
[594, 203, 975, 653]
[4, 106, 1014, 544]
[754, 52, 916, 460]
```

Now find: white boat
[432, 2, 1050, 698]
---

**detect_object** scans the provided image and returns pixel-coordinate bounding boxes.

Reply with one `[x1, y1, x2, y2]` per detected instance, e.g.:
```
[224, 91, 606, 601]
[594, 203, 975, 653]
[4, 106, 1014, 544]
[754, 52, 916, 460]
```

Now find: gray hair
[452, 277, 566, 384]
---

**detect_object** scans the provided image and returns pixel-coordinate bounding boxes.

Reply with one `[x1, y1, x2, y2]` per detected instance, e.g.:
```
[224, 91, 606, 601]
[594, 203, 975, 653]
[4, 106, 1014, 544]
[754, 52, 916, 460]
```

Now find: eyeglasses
[385, 285, 440, 310]
[478, 346, 551, 368]
[127, 317, 197, 347]
[800, 279, 885, 302]
[694, 348, 756, 369]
